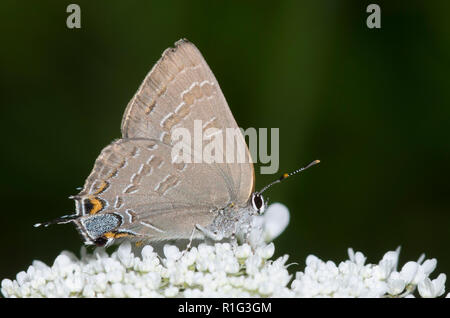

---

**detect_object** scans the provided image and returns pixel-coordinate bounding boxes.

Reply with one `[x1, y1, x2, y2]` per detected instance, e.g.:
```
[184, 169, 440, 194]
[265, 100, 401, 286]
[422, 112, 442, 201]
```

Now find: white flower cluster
[1, 203, 448, 298]
[292, 247, 447, 298]
[1, 241, 289, 297]
[1, 243, 447, 298]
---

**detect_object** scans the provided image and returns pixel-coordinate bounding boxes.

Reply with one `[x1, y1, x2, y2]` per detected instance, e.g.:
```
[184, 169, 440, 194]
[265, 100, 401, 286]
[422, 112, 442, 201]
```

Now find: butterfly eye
[251, 193, 265, 214]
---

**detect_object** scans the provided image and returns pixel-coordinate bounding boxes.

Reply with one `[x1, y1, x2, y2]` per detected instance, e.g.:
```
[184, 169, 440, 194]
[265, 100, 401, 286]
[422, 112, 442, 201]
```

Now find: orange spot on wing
[95, 181, 109, 195]
[103, 232, 115, 239]
[114, 232, 130, 239]
[89, 197, 104, 215]
[103, 231, 132, 239]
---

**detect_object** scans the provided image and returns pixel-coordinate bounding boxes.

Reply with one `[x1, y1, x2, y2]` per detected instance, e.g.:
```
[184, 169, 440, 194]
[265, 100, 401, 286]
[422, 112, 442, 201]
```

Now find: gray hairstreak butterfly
[35, 39, 319, 247]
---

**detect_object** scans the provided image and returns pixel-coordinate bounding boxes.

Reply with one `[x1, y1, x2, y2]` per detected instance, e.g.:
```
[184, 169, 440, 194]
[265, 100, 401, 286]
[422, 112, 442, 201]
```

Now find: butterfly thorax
[203, 201, 258, 242]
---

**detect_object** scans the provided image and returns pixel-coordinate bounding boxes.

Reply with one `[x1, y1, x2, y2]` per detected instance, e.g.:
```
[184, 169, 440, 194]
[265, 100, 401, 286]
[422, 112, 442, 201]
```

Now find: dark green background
[1, 0, 449, 290]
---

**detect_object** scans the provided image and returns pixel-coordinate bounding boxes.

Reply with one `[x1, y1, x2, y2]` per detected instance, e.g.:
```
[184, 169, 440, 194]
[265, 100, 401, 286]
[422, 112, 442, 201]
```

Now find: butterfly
[35, 39, 319, 248]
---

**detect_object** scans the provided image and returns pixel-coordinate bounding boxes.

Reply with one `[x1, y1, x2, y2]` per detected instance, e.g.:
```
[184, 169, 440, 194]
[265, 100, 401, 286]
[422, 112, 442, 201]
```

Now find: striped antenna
[258, 160, 320, 195]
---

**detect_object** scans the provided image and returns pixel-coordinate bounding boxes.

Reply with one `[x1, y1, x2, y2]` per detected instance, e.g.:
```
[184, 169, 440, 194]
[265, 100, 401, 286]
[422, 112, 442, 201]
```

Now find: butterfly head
[250, 192, 266, 214]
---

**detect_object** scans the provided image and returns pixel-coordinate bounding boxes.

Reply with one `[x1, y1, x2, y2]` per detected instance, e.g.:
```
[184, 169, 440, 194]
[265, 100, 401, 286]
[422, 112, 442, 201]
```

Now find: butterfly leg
[230, 233, 238, 250]
[195, 224, 224, 241]
[182, 227, 197, 256]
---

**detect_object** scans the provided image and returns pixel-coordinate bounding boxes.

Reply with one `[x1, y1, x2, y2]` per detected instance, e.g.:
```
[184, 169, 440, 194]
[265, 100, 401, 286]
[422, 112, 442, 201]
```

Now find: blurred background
[1, 0, 449, 289]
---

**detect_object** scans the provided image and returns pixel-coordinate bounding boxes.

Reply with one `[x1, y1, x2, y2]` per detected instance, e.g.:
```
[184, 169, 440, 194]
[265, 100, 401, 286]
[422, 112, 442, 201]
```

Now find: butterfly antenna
[258, 160, 320, 195]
